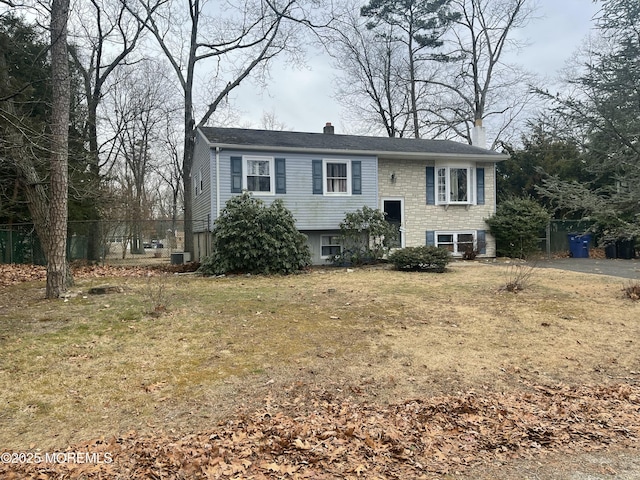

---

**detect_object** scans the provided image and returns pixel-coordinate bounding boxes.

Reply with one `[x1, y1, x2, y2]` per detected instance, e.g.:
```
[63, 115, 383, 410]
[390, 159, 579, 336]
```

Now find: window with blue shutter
[352, 160, 362, 194]
[275, 158, 286, 194]
[476, 167, 485, 205]
[426, 167, 435, 205]
[312, 160, 323, 194]
[231, 156, 242, 193]
[426, 230, 435, 246]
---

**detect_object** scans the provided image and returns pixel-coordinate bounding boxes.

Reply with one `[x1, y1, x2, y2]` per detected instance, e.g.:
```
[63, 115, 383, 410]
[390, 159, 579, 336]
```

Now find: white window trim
[322, 158, 352, 196]
[435, 230, 476, 256]
[243, 155, 275, 195]
[381, 197, 405, 249]
[435, 163, 475, 206]
[320, 234, 343, 259]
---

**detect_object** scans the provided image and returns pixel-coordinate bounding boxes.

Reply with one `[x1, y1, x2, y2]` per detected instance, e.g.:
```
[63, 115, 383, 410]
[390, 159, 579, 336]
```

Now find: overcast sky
[233, 0, 601, 134]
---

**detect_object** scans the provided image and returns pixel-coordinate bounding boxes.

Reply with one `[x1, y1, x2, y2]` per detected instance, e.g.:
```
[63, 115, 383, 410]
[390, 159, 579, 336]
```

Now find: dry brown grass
[0, 262, 638, 453]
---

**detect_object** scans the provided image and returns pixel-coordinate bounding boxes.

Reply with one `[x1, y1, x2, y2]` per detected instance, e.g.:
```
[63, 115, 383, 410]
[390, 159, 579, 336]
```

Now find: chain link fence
[1, 218, 611, 265]
[0, 219, 197, 265]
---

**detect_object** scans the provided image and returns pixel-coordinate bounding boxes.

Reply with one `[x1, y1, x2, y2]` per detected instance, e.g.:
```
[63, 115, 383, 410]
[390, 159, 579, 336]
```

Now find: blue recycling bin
[568, 233, 591, 258]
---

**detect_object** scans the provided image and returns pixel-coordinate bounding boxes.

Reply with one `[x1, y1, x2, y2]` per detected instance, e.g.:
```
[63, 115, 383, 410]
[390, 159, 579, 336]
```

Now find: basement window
[321, 235, 342, 258]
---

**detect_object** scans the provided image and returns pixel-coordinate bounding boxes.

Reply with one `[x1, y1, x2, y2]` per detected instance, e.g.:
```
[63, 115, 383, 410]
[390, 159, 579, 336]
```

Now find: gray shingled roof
[198, 126, 507, 160]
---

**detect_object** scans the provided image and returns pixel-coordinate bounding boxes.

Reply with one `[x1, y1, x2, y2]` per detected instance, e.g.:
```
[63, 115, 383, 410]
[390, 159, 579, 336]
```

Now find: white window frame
[193, 168, 203, 197]
[323, 159, 351, 196]
[243, 156, 275, 195]
[320, 235, 343, 259]
[381, 197, 405, 249]
[436, 163, 475, 205]
[435, 231, 476, 256]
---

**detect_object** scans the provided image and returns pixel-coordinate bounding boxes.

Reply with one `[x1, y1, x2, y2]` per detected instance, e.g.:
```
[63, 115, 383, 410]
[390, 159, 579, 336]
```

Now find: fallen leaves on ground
[0, 263, 200, 288]
[1, 383, 638, 479]
[0, 264, 47, 287]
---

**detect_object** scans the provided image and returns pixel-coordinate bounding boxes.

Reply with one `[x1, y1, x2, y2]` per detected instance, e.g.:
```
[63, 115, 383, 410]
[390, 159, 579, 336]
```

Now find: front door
[383, 199, 403, 248]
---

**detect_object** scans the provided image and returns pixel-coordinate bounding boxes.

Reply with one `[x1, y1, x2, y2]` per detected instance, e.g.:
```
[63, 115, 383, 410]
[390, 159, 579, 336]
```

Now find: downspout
[215, 146, 221, 220]
[493, 162, 497, 214]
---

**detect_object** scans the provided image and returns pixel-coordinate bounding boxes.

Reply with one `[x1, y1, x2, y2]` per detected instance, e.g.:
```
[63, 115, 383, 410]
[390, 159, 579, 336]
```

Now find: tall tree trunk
[408, 35, 420, 139]
[47, 0, 71, 298]
[182, 22, 197, 257]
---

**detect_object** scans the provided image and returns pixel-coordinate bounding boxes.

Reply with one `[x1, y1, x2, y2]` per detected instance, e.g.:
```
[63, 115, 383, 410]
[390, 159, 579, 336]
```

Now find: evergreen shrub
[198, 193, 311, 275]
[388, 246, 451, 272]
[486, 197, 550, 259]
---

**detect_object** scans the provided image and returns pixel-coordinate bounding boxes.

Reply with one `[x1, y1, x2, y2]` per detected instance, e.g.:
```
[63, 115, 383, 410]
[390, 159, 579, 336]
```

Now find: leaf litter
[1, 382, 638, 479]
[0, 263, 198, 288]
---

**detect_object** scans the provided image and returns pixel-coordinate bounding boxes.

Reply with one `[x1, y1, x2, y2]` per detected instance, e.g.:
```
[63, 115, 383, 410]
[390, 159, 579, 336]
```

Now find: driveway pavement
[535, 257, 640, 279]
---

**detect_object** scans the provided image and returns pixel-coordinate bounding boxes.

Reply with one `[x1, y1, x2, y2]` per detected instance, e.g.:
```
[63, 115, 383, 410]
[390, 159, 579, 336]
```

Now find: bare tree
[260, 109, 289, 131]
[103, 61, 177, 254]
[326, 0, 536, 146]
[425, 0, 538, 147]
[129, 0, 307, 255]
[327, 4, 412, 137]
[47, 0, 71, 297]
[359, 0, 460, 138]
[154, 120, 184, 249]
[67, 0, 152, 261]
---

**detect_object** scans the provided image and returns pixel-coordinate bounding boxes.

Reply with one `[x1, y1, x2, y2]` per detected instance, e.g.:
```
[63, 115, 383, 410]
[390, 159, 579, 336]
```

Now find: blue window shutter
[477, 230, 486, 254]
[231, 156, 242, 193]
[275, 158, 286, 194]
[476, 167, 485, 205]
[426, 231, 435, 246]
[352, 160, 362, 194]
[312, 160, 323, 194]
[426, 167, 435, 205]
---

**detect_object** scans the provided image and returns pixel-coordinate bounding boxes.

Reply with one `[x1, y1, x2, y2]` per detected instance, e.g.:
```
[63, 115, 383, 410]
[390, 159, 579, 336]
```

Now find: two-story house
[191, 124, 508, 264]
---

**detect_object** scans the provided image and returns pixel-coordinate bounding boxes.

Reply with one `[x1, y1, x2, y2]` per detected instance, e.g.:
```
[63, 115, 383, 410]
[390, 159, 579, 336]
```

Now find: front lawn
[0, 262, 638, 478]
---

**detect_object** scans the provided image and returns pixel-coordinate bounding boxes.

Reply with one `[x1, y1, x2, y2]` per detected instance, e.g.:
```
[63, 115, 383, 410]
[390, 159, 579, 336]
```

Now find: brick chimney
[323, 122, 334, 134]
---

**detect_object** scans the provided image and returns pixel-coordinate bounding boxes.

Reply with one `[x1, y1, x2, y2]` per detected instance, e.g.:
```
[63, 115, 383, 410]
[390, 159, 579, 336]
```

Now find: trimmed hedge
[388, 246, 451, 272]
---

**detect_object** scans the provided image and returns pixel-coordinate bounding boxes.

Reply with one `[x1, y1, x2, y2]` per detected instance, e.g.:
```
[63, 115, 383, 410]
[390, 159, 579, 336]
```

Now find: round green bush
[388, 246, 451, 272]
[485, 196, 550, 259]
[198, 193, 311, 275]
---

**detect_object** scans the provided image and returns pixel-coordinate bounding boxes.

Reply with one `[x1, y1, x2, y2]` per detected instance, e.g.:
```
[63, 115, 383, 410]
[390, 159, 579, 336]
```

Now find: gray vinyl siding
[192, 132, 213, 233]
[215, 149, 378, 230]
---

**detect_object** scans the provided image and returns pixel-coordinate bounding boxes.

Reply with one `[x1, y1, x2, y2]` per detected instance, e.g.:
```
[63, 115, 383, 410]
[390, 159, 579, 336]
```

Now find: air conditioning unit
[170, 252, 191, 265]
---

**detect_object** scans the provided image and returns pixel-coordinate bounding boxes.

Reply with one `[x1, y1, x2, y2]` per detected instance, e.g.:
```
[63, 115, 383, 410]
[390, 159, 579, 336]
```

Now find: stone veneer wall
[378, 158, 497, 257]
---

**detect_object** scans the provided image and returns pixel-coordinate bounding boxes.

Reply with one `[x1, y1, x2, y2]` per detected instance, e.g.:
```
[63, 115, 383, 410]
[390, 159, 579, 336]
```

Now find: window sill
[436, 203, 474, 210]
[244, 190, 276, 196]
